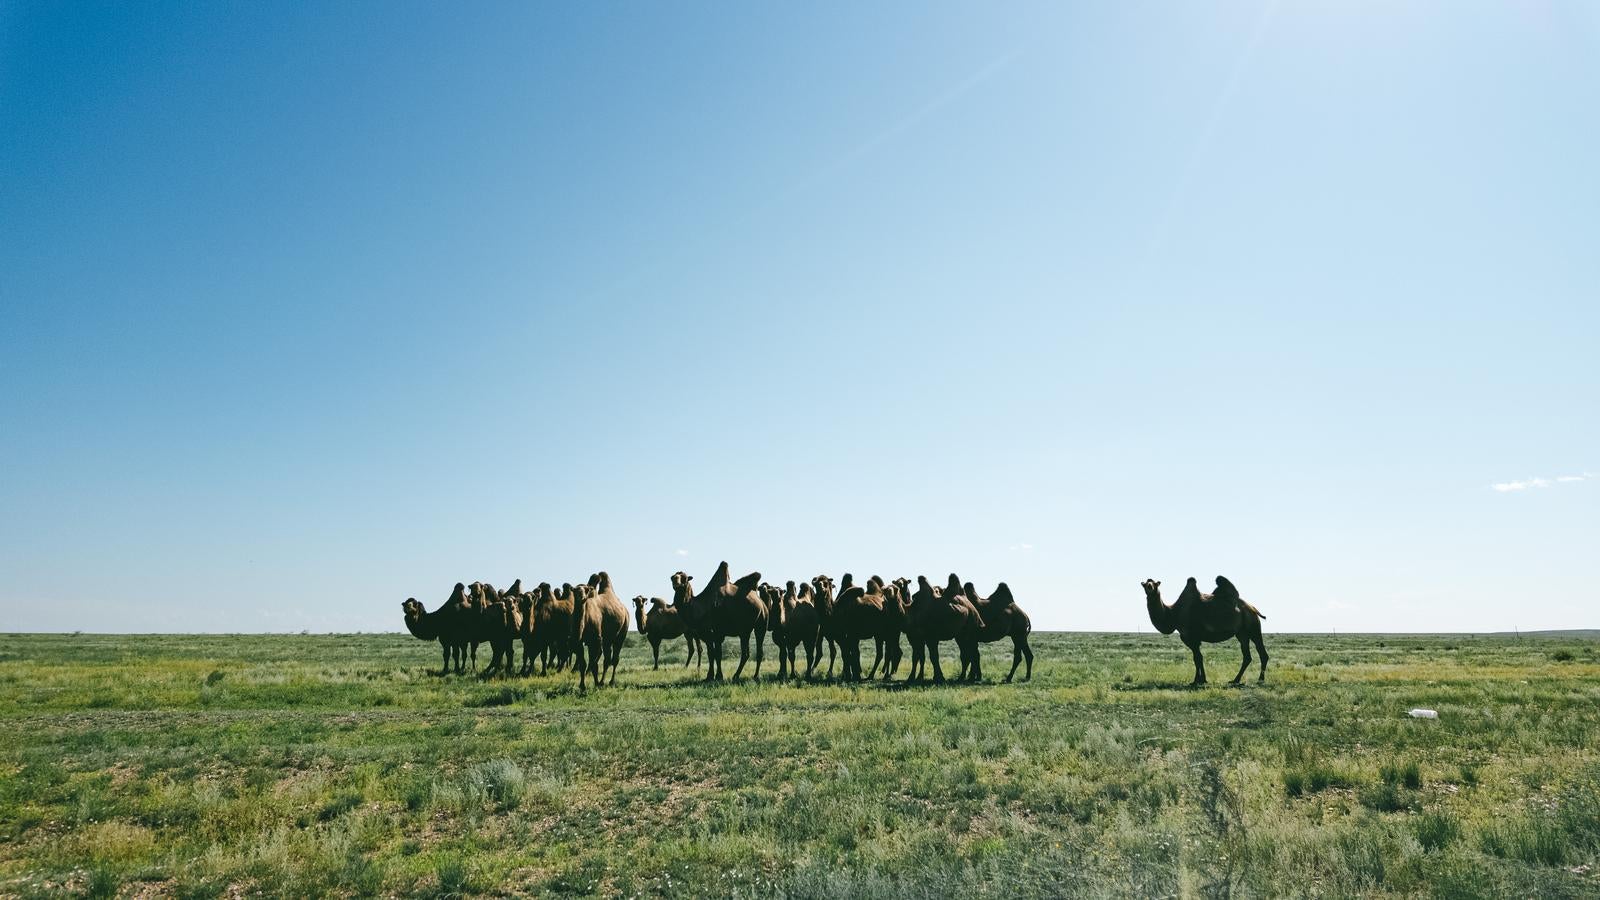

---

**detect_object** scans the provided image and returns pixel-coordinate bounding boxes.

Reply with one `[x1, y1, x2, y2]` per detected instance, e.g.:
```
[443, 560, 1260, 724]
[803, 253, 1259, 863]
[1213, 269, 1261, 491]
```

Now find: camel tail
[1243, 602, 1265, 620]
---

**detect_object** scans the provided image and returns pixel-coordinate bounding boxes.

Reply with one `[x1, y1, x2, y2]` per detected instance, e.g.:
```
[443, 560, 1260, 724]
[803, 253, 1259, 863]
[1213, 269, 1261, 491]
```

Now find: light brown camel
[524, 582, 574, 675]
[573, 572, 629, 689]
[905, 575, 985, 683]
[1142, 576, 1268, 685]
[676, 561, 767, 681]
[962, 581, 1034, 682]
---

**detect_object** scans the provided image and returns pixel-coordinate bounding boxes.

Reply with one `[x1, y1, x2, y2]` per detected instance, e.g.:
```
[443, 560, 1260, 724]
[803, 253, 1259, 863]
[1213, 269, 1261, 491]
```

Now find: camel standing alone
[401, 590, 466, 675]
[1142, 576, 1267, 685]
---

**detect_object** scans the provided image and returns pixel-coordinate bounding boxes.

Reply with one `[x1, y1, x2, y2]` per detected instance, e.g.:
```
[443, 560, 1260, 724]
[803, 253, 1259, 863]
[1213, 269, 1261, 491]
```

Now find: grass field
[2, 631, 1598, 898]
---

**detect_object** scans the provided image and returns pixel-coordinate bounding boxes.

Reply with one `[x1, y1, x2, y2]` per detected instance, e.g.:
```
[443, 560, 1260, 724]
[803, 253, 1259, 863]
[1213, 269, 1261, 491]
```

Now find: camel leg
[1023, 641, 1034, 681]
[754, 630, 765, 681]
[438, 641, 450, 676]
[1188, 640, 1207, 685]
[867, 638, 884, 680]
[1005, 637, 1023, 683]
[929, 641, 946, 684]
[651, 637, 661, 670]
[1253, 631, 1269, 682]
[609, 640, 620, 685]
[825, 639, 836, 680]
[966, 643, 982, 682]
[1231, 635, 1252, 685]
[732, 634, 751, 681]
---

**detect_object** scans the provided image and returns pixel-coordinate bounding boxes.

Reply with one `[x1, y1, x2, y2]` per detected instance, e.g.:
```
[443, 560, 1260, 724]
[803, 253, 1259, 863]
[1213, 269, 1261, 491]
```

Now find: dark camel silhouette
[1142, 576, 1268, 685]
[768, 580, 821, 681]
[962, 581, 1034, 682]
[676, 562, 767, 681]
[401, 587, 467, 675]
[905, 575, 985, 683]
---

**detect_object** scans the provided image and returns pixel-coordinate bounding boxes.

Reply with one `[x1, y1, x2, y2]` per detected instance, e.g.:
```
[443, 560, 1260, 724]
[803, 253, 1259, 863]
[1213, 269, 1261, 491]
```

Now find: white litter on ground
[1408, 708, 1438, 719]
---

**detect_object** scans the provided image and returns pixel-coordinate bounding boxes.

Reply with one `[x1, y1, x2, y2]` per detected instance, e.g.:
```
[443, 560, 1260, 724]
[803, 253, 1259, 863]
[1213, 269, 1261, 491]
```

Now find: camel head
[893, 577, 911, 594]
[402, 598, 422, 621]
[632, 595, 647, 613]
[1143, 579, 1179, 635]
[517, 592, 535, 617]
[671, 572, 694, 606]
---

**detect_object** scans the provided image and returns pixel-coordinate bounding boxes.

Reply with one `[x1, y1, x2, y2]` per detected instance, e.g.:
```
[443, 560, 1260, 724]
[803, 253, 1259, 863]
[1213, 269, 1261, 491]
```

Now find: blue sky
[2, 1, 1596, 633]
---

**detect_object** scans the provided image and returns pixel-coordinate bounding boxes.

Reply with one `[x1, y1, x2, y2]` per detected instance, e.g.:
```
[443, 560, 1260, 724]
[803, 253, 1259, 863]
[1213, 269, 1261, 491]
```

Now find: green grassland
[1, 631, 1597, 898]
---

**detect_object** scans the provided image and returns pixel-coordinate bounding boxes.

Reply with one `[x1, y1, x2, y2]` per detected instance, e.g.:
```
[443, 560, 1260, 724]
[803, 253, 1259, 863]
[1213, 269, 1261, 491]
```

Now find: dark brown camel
[962, 581, 1034, 682]
[669, 572, 705, 673]
[864, 577, 912, 680]
[830, 578, 904, 682]
[768, 580, 821, 681]
[905, 575, 985, 683]
[1142, 576, 1268, 685]
[810, 575, 845, 679]
[573, 573, 629, 688]
[633, 594, 696, 669]
[401, 587, 467, 675]
[676, 561, 767, 681]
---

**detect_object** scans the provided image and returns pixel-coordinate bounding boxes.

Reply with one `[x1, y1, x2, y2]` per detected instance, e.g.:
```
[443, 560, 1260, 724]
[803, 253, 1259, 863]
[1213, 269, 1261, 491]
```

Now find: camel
[829, 578, 907, 681]
[676, 561, 767, 681]
[962, 581, 1034, 682]
[905, 575, 985, 683]
[522, 582, 574, 675]
[573, 573, 629, 688]
[810, 575, 844, 679]
[632, 594, 697, 669]
[1142, 576, 1268, 685]
[868, 577, 912, 680]
[768, 581, 820, 681]
[401, 587, 467, 675]
[481, 594, 522, 677]
[669, 572, 706, 672]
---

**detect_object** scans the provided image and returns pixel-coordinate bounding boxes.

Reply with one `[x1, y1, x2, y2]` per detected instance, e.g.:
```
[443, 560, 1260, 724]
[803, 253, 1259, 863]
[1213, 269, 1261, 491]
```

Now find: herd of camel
[400, 562, 1269, 689]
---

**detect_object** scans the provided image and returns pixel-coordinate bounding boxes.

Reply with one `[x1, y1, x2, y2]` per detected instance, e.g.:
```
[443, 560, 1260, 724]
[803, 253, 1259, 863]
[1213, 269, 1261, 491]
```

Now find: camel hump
[838, 586, 866, 606]
[992, 582, 1016, 607]
[734, 571, 762, 594]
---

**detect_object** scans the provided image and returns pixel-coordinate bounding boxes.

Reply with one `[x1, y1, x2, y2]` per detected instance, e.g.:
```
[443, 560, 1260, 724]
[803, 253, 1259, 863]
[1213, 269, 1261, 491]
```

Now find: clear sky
[3, 1, 1596, 634]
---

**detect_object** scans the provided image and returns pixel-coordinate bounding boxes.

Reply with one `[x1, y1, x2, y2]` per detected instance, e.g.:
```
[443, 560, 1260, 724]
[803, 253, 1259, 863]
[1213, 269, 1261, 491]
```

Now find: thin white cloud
[674, 549, 689, 557]
[1492, 472, 1592, 492]
[1008, 543, 1035, 552]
